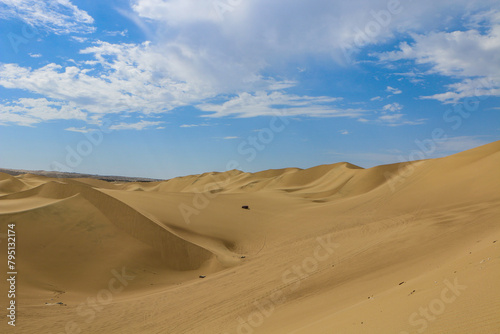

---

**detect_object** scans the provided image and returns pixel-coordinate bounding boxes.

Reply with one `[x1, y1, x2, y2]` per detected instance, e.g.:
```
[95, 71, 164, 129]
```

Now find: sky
[0, 0, 499, 179]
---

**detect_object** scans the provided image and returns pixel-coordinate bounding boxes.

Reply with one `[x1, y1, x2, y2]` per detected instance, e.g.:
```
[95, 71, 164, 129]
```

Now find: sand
[0, 141, 499, 333]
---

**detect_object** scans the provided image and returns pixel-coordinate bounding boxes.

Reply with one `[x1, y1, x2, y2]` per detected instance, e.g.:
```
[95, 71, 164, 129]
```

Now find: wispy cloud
[386, 86, 402, 95]
[433, 136, 490, 154]
[180, 123, 211, 128]
[198, 91, 360, 118]
[383, 102, 403, 112]
[65, 126, 92, 133]
[104, 29, 128, 37]
[0, 0, 95, 34]
[394, 71, 424, 84]
[108, 120, 164, 131]
[376, 11, 500, 103]
[0, 98, 87, 127]
[376, 103, 426, 126]
[71, 36, 89, 43]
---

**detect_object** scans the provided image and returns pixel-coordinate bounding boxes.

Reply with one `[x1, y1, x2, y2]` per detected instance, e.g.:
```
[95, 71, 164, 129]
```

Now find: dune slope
[0, 141, 499, 333]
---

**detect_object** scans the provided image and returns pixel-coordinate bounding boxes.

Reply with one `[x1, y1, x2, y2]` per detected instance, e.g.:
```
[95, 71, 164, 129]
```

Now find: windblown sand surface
[1, 141, 499, 333]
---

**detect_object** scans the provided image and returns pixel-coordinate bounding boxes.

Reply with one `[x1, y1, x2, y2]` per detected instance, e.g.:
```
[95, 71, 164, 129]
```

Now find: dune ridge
[1, 141, 499, 333]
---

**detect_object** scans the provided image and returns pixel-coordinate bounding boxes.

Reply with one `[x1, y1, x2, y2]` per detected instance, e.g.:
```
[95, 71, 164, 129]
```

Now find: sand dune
[1, 141, 499, 333]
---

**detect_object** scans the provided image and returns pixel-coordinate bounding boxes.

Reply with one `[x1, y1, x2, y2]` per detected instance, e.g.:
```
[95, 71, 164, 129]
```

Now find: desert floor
[1, 141, 499, 333]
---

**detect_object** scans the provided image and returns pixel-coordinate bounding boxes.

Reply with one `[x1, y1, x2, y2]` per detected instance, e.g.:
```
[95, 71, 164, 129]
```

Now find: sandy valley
[1, 141, 499, 333]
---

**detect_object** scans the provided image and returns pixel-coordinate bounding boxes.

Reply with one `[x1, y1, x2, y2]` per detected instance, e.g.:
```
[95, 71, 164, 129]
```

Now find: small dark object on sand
[241, 256, 246, 259]
[199, 275, 206, 278]
[242, 205, 250, 210]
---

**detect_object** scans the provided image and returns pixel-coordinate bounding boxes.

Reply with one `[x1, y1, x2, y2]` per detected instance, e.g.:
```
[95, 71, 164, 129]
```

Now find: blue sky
[0, 0, 499, 179]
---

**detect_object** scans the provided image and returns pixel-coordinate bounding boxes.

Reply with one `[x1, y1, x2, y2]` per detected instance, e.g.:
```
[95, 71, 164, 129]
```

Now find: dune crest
[1, 141, 499, 333]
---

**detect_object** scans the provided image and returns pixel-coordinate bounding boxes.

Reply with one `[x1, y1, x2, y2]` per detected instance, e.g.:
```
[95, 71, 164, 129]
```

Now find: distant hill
[0, 168, 162, 182]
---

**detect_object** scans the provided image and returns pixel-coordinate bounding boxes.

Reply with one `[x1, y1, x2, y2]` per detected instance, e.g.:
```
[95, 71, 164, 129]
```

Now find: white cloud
[421, 77, 500, 103]
[0, 40, 298, 124]
[197, 91, 360, 118]
[0, 98, 87, 126]
[104, 29, 128, 37]
[394, 71, 424, 84]
[386, 86, 402, 94]
[328, 136, 490, 166]
[71, 36, 89, 43]
[433, 136, 490, 153]
[370, 96, 383, 101]
[0, 43, 194, 117]
[379, 113, 403, 122]
[1, 0, 499, 129]
[382, 102, 403, 112]
[223, 136, 239, 140]
[377, 10, 500, 102]
[0, 0, 94, 34]
[132, 0, 221, 25]
[132, 0, 499, 66]
[108, 120, 164, 131]
[29, 53, 42, 58]
[378, 29, 500, 78]
[65, 126, 92, 133]
[377, 102, 425, 126]
[339, 130, 350, 135]
[180, 123, 211, 128]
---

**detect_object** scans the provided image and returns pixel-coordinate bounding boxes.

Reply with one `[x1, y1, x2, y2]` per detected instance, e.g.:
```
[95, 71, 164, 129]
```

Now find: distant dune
[1, 141, 499, 333]
[0, 168, 161, 183]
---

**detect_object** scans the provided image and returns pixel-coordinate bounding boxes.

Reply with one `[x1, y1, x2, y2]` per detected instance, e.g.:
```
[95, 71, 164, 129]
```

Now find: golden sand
[1, 141, 499, 333]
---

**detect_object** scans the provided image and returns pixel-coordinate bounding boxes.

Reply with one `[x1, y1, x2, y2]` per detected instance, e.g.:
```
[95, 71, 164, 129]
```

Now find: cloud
[394, 71, 424, 84]
[370, 96, 383, 101]
[108, 120, 164, 131]
[132, 0, 221, 25]
[0, 0, 94, 34]
[0, 98, 87, 126]
[0, 39, 298, 124]
[223, 136, 239, 140]
[132, 0, 498, 65]
[0, 43, 192, 117]
[198, 91, 361, 118]
[433, 136, 490, 153]
[378, 27, 500, 78]
[104, 29, 128, 37]
[382, 102, 403, 112]
[180, 123, 211, 128]
[328, 136, 490, 166]
[377, 102, 425, 126]
[1, 0, 499, 129]
[29, 53, 42, 58]
[71, 36, 89, 43]
[339, 130, 350, 135]
[376, 10, 500, 102]
[386, 86, 402, 94]
[65, 126, 92, 133]
[421, 77, 500, 103]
